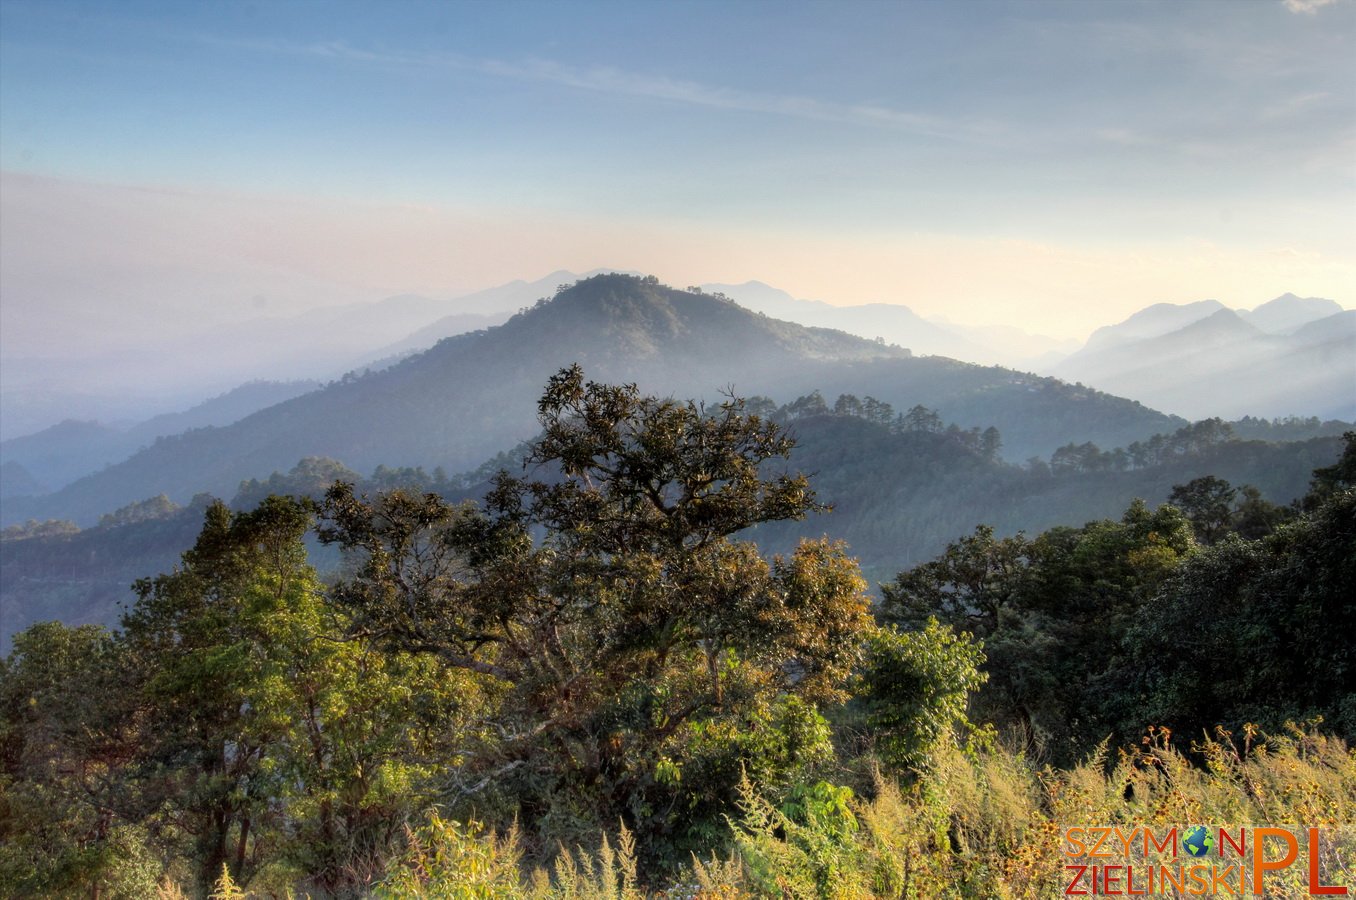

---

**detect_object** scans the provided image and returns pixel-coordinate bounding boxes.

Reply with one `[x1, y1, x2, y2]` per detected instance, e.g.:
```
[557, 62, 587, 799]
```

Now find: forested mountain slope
[3, 401, 1340, 651]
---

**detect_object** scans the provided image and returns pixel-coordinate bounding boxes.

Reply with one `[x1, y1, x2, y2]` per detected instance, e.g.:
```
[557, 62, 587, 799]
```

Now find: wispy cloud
[211, 36, 989, 143]
[1283, 0, 1341, 14]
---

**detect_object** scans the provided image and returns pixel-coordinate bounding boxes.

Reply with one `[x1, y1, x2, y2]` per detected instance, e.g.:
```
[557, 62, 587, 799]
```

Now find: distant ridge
[704, 281, 1019, 365]
[1241, 293, 1344, 334]
[1083, 299, 1228, 351]
[0, 379, 321, 493]
[3, 275, 1180, 527]
[1051, 295, 1354, 420]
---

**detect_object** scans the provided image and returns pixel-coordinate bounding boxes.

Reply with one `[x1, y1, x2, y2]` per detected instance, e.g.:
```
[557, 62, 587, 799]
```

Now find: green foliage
[5, 376, 1354, 895]
[857, 621, 988, 772]
[882, 498, 1197, 762]
[729, 771, 870, 899]
[881, 525, 1029, 636]
[233, 455, 360, 508]
[1168, 475, 1237, 544]
[0, 517, 80, 541]
[119, 497, 317, 890]
[376, 816, 524, 899]
[1131, 486, 1356, 739]
[320, 367, 874, 865]
[114, 496, 465, 895]
[336, 726, 1356, 898]
[0, 622, 158, 897]
[1305, 430, 1356, 507]
[97, 493, 181, 529]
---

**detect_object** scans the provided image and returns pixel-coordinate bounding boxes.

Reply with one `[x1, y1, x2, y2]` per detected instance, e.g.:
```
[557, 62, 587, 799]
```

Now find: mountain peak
[1176, 307, 1262, 342]
[532, 275, 907, 362]
[1084, 299, 1226, 351]
[1243, 293, 1343, 334]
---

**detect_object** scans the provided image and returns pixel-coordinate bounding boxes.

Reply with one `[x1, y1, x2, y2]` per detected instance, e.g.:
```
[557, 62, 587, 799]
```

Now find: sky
[2, 0, 1354, 356]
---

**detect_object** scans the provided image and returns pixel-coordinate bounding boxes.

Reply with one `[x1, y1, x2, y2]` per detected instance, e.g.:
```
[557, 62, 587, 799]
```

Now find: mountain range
[4, 273, 1348, 506]
[1050, 294, 1354, 420]
[4, 381, 343, 506]
[1, 274, 1179, 527]
[700, 280, 1077, 368]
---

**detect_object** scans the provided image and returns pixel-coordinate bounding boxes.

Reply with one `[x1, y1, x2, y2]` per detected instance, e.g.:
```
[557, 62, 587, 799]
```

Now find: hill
[742, 411, 1345, 583]
[0, 380, 321, 493]
[2, 399, 1342, 652]
[1, 275, 1181, 527]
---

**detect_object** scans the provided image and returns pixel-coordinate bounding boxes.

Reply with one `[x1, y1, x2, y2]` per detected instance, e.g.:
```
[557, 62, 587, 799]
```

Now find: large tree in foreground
[122, 498, 465, 896]
[320, 365, 873, 862]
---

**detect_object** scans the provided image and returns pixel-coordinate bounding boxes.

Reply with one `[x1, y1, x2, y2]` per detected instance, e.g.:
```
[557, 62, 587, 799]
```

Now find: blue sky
[1, 0, 1353, 345]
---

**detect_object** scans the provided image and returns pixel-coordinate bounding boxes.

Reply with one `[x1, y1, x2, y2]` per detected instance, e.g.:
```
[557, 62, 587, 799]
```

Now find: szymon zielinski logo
[1061, 825, 1353, 895]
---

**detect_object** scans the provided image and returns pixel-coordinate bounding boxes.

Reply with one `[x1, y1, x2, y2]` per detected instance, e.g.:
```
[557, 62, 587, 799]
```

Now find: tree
[881, 524, 1029, 637]
[1303, 430, 1356, 508]
[882, 501, 1197, 762]
[860, 395, 893, 426]
[858, 620, 988, 771]
[783, 390, 829, 419]
[980, 426, 1003, 462]
[121, 497, 316, 890]
[320, 366, 873, 861]
[121, 496, 464, 894]
[1231, 484, 1292, 540]
[902, 405, 943, 434]
[833, 393, 862, 418]
[0, 623, 157, 897]
[1131, 486, 1356, 739]
[1168, 475, 1237, 545]
[97, 494, 180, 529]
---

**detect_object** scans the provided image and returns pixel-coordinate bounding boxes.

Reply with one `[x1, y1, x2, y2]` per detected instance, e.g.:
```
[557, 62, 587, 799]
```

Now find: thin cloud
[1283, 0, 1340, 14]
[209, 35, 988, 143]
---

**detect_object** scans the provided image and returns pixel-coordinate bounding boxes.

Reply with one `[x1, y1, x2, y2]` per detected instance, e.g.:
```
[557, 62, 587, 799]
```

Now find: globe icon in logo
[1182, 825, 1214, 858]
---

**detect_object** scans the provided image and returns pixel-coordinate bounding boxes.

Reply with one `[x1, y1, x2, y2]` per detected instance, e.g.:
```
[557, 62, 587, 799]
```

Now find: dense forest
[2, 367, 1353, 897]
[2, 392, 1345, 649]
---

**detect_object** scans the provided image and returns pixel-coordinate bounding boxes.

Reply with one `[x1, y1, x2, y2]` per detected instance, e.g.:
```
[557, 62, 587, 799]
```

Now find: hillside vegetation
[3, 369, 1352, 897]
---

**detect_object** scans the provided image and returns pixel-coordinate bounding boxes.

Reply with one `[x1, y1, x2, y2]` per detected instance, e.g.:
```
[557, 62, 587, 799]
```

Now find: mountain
[0, 271, 625, 441]
[0, 380, 321, 493]
[0, 296, 455, 439]
[440, 268, 637, 315]
[3, 408, 1342, 652]
[0, 420, 125, 493]
[1240, 293, 1344, 334]
[1, 275, 1181, 527]
[1082, 299, 1227, 351]
[1293, 308, 1356, 346]
[703, 281, 995, 361]
[0, 461, 45, 500]
[1051, 302, 1355, 421]
[701, 281, 1078, 369]
[347, 312, 511, 367]
[124, 379, 323, 444]
[747, 415, 1345, 582]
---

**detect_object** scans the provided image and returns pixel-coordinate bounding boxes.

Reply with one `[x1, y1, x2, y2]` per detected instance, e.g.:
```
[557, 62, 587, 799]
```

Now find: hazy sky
[2, 0, 1353, 348]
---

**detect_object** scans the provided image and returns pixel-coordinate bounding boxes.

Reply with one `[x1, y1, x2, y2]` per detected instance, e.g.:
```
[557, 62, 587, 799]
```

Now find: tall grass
[181, 727, 1356, 898]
